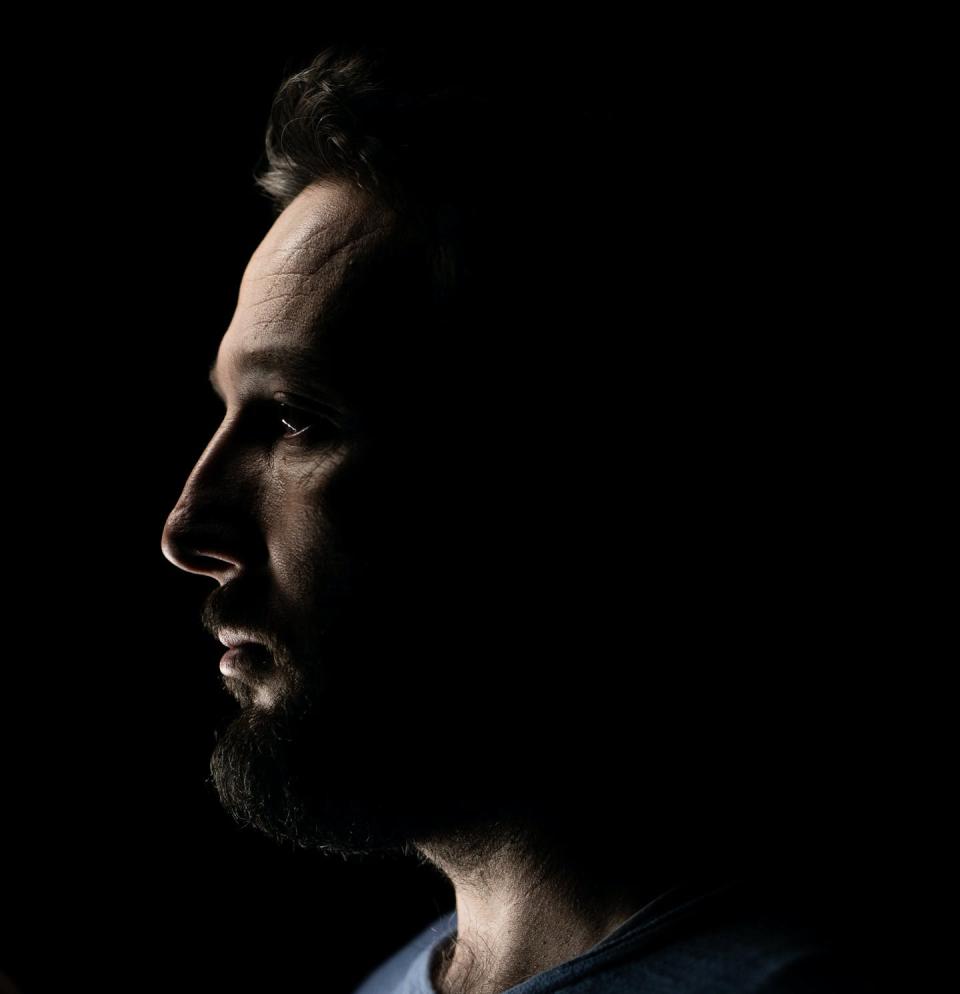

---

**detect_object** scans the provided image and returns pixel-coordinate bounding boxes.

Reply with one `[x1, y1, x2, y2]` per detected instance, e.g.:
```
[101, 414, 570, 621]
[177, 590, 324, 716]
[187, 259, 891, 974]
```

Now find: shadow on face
[164, 157, 867, 872]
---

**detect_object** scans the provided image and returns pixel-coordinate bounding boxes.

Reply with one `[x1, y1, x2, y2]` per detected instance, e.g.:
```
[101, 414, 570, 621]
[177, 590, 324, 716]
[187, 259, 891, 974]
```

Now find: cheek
[265, 449, 354, 585]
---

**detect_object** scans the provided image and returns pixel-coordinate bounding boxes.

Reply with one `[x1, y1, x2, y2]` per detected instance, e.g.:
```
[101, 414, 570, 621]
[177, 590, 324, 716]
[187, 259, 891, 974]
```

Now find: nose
[160, 423, 261, 585]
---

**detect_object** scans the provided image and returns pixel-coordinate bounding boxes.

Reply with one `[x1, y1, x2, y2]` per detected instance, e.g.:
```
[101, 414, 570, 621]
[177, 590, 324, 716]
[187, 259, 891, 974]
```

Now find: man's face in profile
[164, 179, 396, 707]
[161, 179, 523, 852]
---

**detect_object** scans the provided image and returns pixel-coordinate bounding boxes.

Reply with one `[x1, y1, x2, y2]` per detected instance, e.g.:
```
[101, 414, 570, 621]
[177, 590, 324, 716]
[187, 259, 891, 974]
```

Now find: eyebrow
[208, 348, 342, 407]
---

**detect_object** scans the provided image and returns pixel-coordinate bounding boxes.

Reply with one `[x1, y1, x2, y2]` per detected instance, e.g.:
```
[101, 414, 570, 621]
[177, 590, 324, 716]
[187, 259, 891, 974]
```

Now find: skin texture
[164, 179, 399, 699]
[160, 178, 479, 849]
[421, 833, 679, 994]
[160, 178, 675, 993]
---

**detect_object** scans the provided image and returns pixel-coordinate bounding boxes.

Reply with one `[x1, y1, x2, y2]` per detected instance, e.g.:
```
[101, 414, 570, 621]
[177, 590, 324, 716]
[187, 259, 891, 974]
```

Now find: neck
[415, 822, 679, 994]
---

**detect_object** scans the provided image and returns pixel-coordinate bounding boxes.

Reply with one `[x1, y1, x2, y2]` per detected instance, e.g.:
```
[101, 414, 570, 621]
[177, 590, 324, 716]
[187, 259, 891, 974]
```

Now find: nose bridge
[167, 415, 233, 517]
[162, 416, 258, 575]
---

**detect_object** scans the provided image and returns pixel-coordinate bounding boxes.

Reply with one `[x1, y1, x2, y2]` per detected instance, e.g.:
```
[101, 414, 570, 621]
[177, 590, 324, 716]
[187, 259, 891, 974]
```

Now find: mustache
[200, 583, 276, 651]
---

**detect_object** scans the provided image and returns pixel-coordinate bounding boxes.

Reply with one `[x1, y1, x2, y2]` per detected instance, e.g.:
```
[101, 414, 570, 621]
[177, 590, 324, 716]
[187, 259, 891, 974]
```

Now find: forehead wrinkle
[247, 180, 399, 281]
[247, 219, 398, 288]
[236, 227, 402, 350]
[220, 181, 409, 376]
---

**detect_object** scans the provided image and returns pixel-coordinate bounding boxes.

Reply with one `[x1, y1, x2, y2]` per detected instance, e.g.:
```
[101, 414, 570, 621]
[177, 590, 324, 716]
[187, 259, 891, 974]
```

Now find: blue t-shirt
[351, 876, 876, 993]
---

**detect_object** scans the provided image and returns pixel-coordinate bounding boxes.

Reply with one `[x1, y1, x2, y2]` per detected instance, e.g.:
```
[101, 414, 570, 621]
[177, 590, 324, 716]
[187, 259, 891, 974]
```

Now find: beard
[203, 577, 531, 857]
[207, 678, 530, 857]
[208, 677, 399, 855]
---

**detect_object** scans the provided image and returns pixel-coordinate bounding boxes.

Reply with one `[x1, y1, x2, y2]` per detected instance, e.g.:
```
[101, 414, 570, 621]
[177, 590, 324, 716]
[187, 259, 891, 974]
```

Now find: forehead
[214, 179, 401, 387]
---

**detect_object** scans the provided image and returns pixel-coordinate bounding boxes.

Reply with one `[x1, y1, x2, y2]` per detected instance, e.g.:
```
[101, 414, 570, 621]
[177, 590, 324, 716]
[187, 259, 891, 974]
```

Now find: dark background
[0, 21, 935, 994]
[3, 31, 465, 994]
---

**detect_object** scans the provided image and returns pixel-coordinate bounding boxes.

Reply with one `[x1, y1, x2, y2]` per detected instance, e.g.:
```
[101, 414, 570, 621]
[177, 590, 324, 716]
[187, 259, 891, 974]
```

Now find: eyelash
[209, 394, 338, 447]
[276, 401, 316, 440]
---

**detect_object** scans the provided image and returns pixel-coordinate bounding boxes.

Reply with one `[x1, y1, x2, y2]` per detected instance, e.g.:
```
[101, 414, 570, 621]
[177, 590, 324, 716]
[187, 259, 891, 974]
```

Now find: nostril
[187, 552, 233, 573]
[161, 496, 261, 580]
[162, 531, 243, 578]
[189, 549, 243, 573]
[161, 510, 242, 578]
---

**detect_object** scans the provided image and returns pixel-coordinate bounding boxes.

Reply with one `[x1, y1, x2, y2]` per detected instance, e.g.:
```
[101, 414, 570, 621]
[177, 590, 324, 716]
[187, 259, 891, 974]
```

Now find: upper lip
[216, 628, 264, 649]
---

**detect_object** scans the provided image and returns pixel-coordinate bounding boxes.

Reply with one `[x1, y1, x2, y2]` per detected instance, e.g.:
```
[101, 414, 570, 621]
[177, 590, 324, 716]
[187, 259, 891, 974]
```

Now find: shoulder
[351, 909, 456, 994]
[550, 878, 882, 994]
[643, 897, 879, 993]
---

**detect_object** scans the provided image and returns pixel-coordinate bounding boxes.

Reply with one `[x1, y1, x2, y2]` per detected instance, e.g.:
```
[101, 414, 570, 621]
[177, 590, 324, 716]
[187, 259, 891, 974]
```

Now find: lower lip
[220, 644, 267, 678]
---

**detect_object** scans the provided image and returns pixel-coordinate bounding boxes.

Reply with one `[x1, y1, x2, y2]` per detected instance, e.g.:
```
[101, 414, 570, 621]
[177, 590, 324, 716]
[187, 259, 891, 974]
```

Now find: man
[161, 41, 883, 993]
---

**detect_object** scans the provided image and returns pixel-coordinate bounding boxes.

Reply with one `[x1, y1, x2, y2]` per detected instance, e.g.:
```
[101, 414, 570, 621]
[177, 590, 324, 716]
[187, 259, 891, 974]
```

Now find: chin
[207, 696, 509, 856]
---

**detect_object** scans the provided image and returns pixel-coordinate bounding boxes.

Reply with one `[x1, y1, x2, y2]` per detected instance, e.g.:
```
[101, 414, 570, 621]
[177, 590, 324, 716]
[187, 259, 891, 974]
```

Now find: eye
[277, 402, 316, 439]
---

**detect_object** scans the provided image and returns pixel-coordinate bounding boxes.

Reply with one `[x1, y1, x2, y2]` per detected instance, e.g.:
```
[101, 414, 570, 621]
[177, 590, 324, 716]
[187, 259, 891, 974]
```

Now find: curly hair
[253, 43, 529, 213]
[251, 40, 631, 330]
